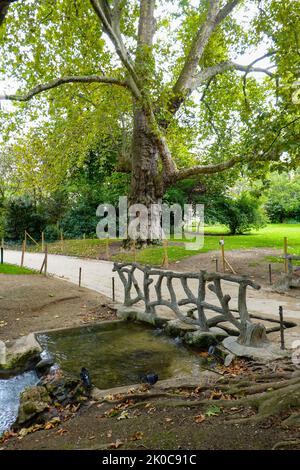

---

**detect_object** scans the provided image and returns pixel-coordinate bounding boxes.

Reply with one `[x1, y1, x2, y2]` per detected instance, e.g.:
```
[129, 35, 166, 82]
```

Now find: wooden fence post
[105, 235, 110, 260]
[112, 276, 115, 301]
[220, 238, 225, 273]
[279, 306, 285, 350]
[44, 245, 48, 276]
[21, 240, 26, 267]
[162, 239, 169, 268]
[284, 237, 288, 273]
[60, 230, 64, 252]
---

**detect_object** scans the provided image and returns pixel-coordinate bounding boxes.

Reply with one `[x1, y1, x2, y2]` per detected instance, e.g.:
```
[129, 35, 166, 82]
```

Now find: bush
[264, 173, 300, 223]
[44, 224, 61, 242]
[60, 201, 99, 238]
[219, 193, 267, 234]
[4, 197, 46, 241]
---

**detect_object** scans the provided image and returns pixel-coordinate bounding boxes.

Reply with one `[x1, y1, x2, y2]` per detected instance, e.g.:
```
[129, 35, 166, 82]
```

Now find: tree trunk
[128, 106, 163, 244]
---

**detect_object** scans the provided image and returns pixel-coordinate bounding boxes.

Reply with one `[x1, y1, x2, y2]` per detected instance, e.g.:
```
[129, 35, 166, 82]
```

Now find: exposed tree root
[272, 439, 300, 450]
[123, 377, 300, 425]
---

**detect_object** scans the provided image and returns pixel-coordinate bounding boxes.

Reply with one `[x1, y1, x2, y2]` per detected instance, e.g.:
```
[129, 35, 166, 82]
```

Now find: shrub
[4, 197, 45, 241]
[219, 193, 267, 235]
[44, 224, 61, 242]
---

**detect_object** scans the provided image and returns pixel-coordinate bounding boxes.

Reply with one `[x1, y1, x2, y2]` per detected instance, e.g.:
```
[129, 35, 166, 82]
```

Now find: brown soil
[1, 272, 299, 451]
[3, 393, 300, 451]
[170, 248, 298, 292]
[0, 274, 116, 342]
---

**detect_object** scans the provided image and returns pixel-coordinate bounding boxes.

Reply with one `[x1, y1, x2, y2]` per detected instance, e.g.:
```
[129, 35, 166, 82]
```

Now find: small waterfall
[0, 370, 38, 435]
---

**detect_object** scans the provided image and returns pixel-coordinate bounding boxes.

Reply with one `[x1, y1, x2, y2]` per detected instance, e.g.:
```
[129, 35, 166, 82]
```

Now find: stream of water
[0, 321, 204, 435]
[0, 370, 38, 435]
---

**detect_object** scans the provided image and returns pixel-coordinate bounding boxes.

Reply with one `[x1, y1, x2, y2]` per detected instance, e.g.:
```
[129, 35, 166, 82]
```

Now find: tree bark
[128, 106, 163, 244]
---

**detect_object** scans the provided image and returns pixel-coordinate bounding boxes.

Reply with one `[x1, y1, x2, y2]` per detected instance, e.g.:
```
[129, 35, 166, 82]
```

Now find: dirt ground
[170, 248, 287, 289]
[1, 271, 300, 451]
[2, 386, 300, 451]
[0, 274, 116, 342]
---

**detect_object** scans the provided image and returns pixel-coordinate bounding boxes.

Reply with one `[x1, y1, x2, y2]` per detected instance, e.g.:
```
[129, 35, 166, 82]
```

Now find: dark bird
[80, 367, 92, 389]
[140, 373, 159, 386]
[208, 345, 224, 365]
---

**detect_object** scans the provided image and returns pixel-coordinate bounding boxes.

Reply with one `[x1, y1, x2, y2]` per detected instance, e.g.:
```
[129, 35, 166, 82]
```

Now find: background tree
[264, 171, 300, 223]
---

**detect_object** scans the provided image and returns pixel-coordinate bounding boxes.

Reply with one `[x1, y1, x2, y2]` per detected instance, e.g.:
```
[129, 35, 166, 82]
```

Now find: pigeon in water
[208, 345, 223, 365]
[80, 367, 92, 390]
[140, 373, 159, 386]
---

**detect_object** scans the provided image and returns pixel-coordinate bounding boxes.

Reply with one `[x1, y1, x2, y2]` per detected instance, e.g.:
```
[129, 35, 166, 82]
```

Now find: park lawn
[20, 224, 300, 266]
[27, 238, 116, 258]
[0, 263, 36, 275]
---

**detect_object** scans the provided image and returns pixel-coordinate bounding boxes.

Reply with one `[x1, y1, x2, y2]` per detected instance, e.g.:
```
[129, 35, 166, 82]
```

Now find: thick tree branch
[191, 59, 275, 89]
[0, 75, 130, 102]
[137, 0, 156, 47]
[0, 0, 18, 25]
[174, 116, 300, 182]
[175, 157, 240, 180]
[171, 0, 241, 113]
[89, 0, 141, 98]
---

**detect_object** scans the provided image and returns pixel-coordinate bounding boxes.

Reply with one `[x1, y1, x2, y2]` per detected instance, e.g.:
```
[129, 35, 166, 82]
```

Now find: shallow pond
[0, 370, 38, 435]
[37, 321, 203, 389]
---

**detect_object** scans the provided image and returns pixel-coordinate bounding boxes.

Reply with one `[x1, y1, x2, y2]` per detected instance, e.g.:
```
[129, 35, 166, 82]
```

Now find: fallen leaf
[44, 417, 61, 430]
[104, 394, 114, 401]
[165, 417, 173, 423]
[205, 405, 221, 417]
[130, 431, 144, 441]
[57, 428, 68, 435]
[117, 410, 129, 420]
[89, 436, 96, 440]
[194, 414, 206, 424]
[107, 430, 112, 438]
[109, 439, 123, 449]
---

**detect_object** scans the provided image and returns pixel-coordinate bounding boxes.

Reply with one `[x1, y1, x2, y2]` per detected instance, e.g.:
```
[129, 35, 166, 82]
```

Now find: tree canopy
[0, 0, 299, 204]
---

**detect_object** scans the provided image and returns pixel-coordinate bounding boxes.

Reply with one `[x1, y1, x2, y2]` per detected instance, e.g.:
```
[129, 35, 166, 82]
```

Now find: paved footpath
[4, 250, 300, 321]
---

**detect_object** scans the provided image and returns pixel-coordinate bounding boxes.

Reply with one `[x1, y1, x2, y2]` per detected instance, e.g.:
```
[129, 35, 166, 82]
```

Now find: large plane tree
[0, 1, 299, 225]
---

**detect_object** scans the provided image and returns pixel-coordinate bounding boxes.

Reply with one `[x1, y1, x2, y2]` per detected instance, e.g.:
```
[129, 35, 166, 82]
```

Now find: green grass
[113, 224, 300, 265]
[12, 224, 300, 266]
[0, 263, 36, 274]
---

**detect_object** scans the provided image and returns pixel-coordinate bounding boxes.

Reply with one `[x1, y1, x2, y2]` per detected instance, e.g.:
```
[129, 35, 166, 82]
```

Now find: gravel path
[4, 250, 300, 323]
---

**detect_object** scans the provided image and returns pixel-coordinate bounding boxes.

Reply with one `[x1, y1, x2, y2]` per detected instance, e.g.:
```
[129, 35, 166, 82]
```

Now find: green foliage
[60, 201, 99, 239]
[219, 192, 267, 235]
[43, 224, 61, 242]
[4, 197, 45, 241]
[264, 172, 300, 223]
[205, 405, 222, 417]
